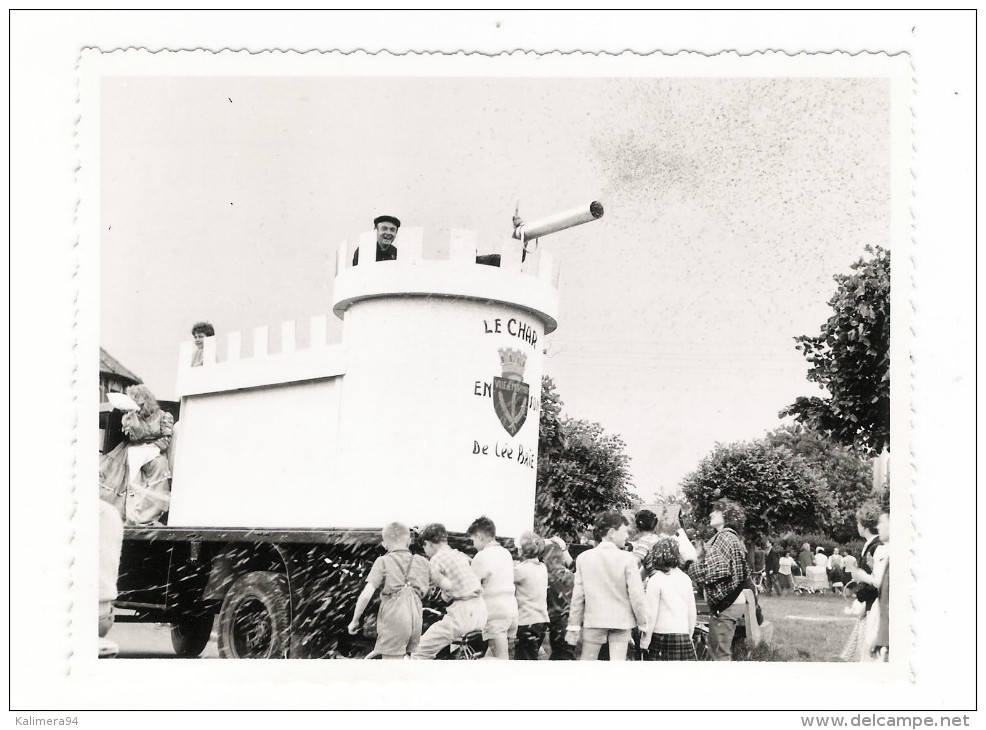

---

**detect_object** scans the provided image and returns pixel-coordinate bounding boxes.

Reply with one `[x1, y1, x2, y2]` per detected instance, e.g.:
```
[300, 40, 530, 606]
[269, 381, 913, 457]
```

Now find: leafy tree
[535, 376, 635, 539]
[767, 424, 874, 543]
[680, 439, 831, 544]
[781, 246, 890, 456]
[538, 375, 565, 456]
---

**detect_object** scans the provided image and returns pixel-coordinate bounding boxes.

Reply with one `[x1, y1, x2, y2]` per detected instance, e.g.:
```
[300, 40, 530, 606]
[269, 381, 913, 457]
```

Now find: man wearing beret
[353, 215, 400, 265]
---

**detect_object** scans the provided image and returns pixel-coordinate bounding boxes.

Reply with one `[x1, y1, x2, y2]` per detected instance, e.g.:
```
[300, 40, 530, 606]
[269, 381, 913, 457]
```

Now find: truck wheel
[217, 572, 290, 659]
[171, 613, 214, 657]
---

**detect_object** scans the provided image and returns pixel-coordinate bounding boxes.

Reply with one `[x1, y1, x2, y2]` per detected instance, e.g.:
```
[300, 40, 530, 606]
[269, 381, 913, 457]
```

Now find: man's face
[610, 523, 629, 548]
[376, 222, 398, 247]
[422, 541, 438, 558]
[709, 510, 725, 530]
[470, 533, 492, 551]
[193, 331, 207, 349]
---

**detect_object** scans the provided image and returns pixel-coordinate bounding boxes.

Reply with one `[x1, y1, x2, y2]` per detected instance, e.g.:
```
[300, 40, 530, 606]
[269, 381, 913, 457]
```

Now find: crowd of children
[348, 509, 704, 661]
[347, 500, 892, 663]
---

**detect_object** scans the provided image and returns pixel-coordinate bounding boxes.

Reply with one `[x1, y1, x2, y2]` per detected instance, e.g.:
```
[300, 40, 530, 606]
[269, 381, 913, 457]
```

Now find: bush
[775, 531, 861, 559]
[681, 440, 830, 543]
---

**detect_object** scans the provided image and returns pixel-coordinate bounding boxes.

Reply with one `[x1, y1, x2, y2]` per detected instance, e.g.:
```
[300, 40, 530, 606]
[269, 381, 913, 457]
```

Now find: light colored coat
[567, 542, 649, 630]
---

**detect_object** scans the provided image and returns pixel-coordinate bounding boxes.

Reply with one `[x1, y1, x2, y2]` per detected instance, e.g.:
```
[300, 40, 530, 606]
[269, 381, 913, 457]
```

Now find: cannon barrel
[512, 201, 604, 241]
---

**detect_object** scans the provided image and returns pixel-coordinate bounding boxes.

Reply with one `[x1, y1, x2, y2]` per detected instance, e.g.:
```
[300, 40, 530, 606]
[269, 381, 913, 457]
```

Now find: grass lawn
[745, 591, 857, 661]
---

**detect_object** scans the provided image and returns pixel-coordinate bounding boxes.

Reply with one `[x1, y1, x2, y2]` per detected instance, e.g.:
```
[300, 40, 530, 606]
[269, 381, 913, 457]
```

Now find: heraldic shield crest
[494, 348, 529, 437]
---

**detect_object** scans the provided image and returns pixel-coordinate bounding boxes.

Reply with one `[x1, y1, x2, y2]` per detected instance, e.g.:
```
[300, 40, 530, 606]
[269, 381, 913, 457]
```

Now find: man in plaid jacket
[687, 498, 749, 660]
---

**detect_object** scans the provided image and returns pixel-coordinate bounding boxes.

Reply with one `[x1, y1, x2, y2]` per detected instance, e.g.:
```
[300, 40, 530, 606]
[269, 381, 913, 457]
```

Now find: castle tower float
[167, 227, 560, 538]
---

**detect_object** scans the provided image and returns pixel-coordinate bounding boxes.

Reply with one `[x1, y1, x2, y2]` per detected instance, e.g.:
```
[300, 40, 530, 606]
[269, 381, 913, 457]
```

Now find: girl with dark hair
[190, 321, 216, 367]
[640, 537, 697, 661]
[630, 509, 659, 568]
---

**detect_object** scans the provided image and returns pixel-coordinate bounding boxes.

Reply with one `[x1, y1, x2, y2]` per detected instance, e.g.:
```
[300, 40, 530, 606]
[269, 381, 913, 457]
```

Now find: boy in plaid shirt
[410, 523, 487, 660]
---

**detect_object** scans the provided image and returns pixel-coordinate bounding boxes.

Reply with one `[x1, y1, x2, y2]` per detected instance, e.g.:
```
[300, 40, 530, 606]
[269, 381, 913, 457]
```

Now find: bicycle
[751, 569, 767, 595]
[692, 621, 710, 660]
[447, 630, 486, 660]
[361, 627, 485, 660]
[422, 607, 487, 660]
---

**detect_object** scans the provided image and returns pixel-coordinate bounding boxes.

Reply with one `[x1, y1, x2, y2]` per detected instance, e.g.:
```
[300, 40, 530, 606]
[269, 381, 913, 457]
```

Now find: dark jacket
[752, 548, 766, 572]
[765, 548, 780, 573]
[855, 536, 883, 610]
[352, 243, 398, 266]
[797, 548, 813, 573]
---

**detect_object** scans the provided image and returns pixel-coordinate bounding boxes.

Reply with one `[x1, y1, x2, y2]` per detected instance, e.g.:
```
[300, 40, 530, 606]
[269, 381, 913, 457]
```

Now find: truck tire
[170, 613, 214, 657]
[217, 571, 290, 659]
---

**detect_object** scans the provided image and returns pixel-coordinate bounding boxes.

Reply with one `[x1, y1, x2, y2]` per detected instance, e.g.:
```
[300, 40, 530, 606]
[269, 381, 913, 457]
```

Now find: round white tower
[331, 228, 560, 538]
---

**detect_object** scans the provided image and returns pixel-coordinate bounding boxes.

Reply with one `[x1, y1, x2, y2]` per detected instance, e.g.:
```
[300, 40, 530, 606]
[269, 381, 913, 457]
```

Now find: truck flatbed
[123, 525, 384, 545]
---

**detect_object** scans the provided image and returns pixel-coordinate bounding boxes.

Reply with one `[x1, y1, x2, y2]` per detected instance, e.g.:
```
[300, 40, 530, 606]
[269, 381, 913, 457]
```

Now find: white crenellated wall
[333, 228, 560, 334]
[168, 230, 559, 537]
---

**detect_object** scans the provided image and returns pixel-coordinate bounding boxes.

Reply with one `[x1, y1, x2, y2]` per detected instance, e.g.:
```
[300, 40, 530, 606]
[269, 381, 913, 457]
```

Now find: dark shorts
[515, 622, 548, 660]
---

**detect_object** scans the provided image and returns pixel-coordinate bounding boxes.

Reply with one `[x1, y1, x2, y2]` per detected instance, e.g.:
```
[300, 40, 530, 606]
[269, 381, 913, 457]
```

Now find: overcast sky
[100, 74, 890, 496]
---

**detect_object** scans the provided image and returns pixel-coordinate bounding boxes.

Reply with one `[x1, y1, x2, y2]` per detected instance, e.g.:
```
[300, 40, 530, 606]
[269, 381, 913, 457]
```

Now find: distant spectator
[410, 523, 486, 660]
[347, 522, 430, 659]
[764, 540, 781, 595]
[797, 542, 813, 575]
[640, 537, 697, 661]
[777, 551, 796, 595]
[753, 544, 766, 574]
[542, 542, 575, 660]
[467, 516, 518, 659]
[827, 548, 845, 592]
[566, 511, 649, 661]
[806, 547, 831, 591]
[841, 552, 858, 595]
[513, 531, 549, 660]
[814, 546, 829, 569]
[190, 321, 215, 367]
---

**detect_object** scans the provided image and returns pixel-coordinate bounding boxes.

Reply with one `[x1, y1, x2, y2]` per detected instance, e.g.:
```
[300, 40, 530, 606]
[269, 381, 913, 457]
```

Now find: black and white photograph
[9, 10, 976, 719]
[82, 47, 912, 668]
